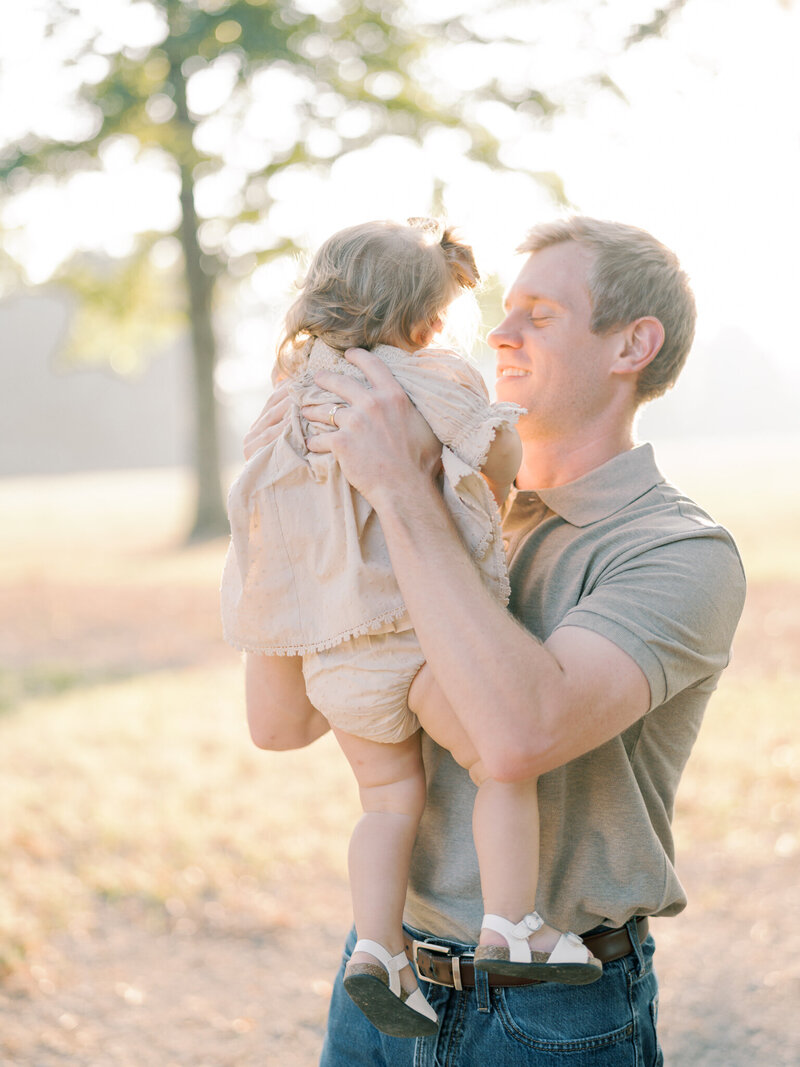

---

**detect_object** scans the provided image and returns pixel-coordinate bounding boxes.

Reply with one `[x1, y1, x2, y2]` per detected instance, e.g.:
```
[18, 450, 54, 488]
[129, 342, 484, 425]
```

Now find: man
[245, 217, 745, 1064]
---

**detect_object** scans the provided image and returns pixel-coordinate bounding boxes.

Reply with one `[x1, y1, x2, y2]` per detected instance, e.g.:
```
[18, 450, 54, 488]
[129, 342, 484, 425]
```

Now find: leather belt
[405, 917, 649, 991]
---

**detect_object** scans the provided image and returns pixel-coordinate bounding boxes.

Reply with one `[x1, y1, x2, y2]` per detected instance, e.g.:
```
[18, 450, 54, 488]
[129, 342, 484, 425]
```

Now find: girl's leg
[409, 666, 564, 954]
[332, 727, 426, 995]
[246, 654, 329, 750]
[470, 774, 570, 955]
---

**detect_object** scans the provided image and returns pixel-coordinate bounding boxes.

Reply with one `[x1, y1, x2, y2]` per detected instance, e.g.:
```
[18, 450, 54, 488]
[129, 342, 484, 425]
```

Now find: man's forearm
[371, 475, 562, 779]
[373, 475, 650, 782]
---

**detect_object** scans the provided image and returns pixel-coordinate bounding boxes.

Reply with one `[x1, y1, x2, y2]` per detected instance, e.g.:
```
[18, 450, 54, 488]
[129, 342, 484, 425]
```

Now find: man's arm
[359, 482, 650, 781]
[304, 350, 651, 782]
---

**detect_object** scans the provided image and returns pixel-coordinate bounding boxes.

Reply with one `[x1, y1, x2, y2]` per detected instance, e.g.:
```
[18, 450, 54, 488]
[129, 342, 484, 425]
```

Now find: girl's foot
[479, 911, 564, 956]
[344, 939, 439, 1038]
[474, 912, 602, 985]
[348, 943, 420, 997]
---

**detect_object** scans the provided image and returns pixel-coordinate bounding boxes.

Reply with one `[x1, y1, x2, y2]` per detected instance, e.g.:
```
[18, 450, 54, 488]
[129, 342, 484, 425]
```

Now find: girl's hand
[301, 348, 441, 508]
[480, 425, 522, 506]
[243, 380, 292, 460]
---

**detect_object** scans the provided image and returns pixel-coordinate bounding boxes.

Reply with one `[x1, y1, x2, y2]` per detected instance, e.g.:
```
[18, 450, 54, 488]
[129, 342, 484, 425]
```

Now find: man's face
[489, 242, 624, 437]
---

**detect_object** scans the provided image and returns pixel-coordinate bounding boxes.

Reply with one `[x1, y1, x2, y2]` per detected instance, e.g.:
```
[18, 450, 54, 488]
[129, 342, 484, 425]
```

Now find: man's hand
[243, 380, 292, 460]
[301, 348, 441, 508]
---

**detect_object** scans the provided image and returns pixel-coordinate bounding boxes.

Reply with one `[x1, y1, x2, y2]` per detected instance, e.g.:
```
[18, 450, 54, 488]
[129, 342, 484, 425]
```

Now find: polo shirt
[405, 443, 746, 940]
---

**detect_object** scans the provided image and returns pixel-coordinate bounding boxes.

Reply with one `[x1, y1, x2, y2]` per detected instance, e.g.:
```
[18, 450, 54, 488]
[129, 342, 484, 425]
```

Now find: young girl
[221, 219, 600, 1039]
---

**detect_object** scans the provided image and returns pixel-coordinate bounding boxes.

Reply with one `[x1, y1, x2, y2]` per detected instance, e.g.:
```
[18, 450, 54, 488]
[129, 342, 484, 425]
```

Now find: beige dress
[221, 338, 522, 743]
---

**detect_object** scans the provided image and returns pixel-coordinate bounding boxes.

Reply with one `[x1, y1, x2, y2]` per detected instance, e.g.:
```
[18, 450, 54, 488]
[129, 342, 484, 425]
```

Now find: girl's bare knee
[359, 771, 426, 822]
[333, 728, 426, 819]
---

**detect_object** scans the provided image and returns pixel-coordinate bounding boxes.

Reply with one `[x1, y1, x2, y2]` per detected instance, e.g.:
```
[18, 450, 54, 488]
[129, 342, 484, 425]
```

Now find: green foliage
[56, 239, 186, 373]
[0, 0, 669, 350]
[0, 0, 680, 534]
[0, 1, 591, 268]
[625, 0, 690, 47]
[0, 1, 534, 367]
[1, 0, 597, 378]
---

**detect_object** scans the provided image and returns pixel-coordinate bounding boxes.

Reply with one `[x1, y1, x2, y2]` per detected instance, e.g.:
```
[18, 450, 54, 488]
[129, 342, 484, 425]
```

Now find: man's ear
[611, 317, 665, 377]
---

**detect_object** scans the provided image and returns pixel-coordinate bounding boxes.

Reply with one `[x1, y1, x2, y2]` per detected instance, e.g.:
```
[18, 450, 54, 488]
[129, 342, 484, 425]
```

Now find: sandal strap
[547, 931, 592, 965]
[352, 939, 410, 996]
[404, 987, 439, 1025]
[481, 912, 544, 963]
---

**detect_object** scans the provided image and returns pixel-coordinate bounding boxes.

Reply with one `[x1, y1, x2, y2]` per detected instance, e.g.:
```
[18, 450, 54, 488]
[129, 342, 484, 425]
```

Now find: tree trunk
[168, 37, 228, 541]
[177, 163, 228, 540]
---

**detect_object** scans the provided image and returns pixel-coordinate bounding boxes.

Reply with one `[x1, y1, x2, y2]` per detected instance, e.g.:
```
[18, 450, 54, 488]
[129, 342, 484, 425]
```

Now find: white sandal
[473, 912, 602, 985]
[343, 938, 439, 1038]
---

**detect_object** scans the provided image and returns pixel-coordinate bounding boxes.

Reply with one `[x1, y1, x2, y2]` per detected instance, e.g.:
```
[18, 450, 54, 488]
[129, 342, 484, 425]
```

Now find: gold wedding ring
[328, 404, 344, 427]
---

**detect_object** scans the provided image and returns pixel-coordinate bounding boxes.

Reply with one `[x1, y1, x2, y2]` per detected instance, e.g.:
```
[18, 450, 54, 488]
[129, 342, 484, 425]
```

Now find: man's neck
[515, 424, 637, 491]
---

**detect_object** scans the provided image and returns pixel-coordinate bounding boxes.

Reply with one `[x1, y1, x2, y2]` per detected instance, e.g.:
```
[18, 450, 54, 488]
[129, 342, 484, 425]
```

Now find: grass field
[0, 437, 798, 1064]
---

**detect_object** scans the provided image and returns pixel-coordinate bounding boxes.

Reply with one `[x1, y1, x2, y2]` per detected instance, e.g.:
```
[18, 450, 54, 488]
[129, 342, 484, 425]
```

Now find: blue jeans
[320, 918, 662, 1066]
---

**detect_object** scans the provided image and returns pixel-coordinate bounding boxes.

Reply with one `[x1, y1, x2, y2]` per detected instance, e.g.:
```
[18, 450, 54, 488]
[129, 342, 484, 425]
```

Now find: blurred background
[1, 1, 798, 1064]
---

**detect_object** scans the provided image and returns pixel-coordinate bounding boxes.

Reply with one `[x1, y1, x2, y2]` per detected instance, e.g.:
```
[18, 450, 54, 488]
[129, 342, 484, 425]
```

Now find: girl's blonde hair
[277, 218, 480, 378]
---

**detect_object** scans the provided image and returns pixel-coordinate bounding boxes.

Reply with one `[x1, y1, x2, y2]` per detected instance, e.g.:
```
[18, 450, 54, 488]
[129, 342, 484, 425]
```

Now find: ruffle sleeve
[440, 447, 511, 605]
[389, 348, 524, 471]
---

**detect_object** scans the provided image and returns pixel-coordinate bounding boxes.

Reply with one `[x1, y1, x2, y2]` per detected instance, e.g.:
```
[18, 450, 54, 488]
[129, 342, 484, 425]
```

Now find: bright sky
[2, 0, 800, 397]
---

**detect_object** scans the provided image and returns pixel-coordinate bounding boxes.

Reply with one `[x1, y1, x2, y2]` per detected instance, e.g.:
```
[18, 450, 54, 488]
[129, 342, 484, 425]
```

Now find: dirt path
[2, 844, 799, 1066]
[1, 473, 798, 1065]
[0, 894, 348, 1067]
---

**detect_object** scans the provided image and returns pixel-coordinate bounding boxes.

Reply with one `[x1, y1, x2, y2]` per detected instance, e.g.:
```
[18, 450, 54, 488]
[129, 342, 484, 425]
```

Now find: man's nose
[487, 315, 520, 349]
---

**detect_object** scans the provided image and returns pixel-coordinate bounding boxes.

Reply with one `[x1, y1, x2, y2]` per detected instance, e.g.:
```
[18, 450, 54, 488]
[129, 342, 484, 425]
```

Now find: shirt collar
[509, 444, 665, 528]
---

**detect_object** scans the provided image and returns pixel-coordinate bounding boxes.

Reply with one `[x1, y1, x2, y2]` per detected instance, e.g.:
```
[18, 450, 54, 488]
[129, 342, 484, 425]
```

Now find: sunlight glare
[1, 0, 799, 388]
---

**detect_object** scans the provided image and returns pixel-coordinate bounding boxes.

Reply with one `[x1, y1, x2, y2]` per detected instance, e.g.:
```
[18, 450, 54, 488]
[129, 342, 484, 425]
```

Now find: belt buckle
[411, 939, 469, 992]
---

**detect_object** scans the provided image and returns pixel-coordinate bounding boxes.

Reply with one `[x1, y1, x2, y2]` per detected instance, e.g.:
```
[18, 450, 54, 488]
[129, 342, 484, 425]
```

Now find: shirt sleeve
[557, 528, 746, 710]
[390, 349, 524, 470]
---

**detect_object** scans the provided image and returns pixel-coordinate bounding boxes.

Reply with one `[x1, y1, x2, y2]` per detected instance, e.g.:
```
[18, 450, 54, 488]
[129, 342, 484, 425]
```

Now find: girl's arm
[237, 385, 330, 751]
[245, 653, 330, 750]
[480, 425, 523, 505]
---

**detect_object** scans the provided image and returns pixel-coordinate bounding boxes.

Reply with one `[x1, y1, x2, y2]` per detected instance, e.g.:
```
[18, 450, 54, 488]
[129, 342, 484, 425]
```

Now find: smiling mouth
[497, 367, 531, 377]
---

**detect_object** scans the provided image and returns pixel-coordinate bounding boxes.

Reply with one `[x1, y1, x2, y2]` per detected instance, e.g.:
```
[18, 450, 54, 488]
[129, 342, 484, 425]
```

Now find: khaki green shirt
[406, 444, 746, 940]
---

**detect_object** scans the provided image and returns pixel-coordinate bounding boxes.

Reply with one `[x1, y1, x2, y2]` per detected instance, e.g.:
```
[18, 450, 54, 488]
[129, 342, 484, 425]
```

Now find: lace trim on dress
[451, 402, 525, 471]
[222, 602, 411, 657]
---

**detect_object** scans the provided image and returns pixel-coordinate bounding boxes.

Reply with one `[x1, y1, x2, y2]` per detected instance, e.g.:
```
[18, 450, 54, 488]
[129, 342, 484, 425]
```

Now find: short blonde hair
[277, 219, 480, 377]
[518, 217, 696, 402]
